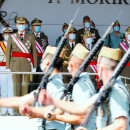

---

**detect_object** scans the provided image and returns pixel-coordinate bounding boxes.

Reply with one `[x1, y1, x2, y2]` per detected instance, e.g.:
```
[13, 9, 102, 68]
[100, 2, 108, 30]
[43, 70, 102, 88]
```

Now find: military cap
[114, 20, 120, 27]
[1, 27, 13, 34]
[44, 46, 65, 59]
[83, 31, 92, 37]
[72, 43, 90, 60]
[69, 27, 77, 33]
[62, 23, 68, 29]
[83, 16, 90, 22]
[16, 17, 27, 24]
[126, 25, 130, 32]
[98, 47, 121, 61]
[31, 18, 42, 26]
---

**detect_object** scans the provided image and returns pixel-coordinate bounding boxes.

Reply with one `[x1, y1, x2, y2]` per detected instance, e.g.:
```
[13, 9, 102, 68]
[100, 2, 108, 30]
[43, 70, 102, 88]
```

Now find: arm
[98, 117, 127, 130]
[0, 93, 34, 108]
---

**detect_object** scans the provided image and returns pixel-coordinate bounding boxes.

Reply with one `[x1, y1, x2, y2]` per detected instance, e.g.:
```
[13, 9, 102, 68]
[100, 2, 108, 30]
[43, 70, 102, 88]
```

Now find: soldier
[76, 16, 100, 45]
[61, 27, 77, 84]
[82, 31, 101, 90]
[28, 18, 48, 92]
[0, 27, 14, 116]
[6, 17, 37, 96]
[19, 44, 97, 130]
[119, 26, 130, 94]
[0, 46, 66, 130]
[44, 47, 129, 130]
[55, 23, 68, 47]
[104, 20, 125, 48]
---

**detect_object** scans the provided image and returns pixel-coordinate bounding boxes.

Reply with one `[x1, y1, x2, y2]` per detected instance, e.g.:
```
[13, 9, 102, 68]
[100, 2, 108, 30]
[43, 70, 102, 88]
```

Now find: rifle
[47, 21, 114, 118]
[32, 7, 80, 107]
[0, 0, 10, 27]
[79, 47, 130, 128]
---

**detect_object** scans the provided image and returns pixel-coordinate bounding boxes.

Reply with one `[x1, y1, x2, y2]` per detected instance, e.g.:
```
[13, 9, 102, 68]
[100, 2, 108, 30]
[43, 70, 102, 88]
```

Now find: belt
[0, 62, 6, 66]
[37, 52, 43, 57]
[11, 52, 34, 65]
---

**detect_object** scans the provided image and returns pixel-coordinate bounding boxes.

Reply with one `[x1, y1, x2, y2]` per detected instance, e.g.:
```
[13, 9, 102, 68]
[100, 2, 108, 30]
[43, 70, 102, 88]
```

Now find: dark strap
[108, 34, 111, 48]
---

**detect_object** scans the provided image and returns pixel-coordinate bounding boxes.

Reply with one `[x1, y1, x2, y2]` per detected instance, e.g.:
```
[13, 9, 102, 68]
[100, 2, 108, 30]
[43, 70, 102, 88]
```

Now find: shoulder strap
[108, 34, 111, 48]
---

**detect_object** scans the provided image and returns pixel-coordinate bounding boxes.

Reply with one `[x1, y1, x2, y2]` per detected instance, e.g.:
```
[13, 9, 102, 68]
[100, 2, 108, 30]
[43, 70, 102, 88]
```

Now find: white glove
[31, 68, 36, 72]
[6, 69, 11, 72]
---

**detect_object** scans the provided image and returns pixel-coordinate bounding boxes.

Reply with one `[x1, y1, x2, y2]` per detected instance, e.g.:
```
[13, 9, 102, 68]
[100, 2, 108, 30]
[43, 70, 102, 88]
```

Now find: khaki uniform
[6, 32, 37, 96]
[76, 28, 100, 45]
[119, 40, 130, 93]
[60, 42, 77, 83]
[28, 30, 48, 92]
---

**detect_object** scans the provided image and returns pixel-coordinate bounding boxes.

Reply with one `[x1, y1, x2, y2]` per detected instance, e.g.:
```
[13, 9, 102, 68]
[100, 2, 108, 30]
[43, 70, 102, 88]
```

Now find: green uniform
[66, 72, 96, 130]
[6, 32, 37, 96]
[96, 77, 129, 129]
[76, 28, 100, 45]
[28, 30, 48, 92]
[33, 73, 66, 130]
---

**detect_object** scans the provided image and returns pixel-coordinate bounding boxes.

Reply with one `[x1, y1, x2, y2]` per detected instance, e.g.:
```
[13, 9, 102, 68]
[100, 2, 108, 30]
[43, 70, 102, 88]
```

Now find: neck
[114, 31, 119, 35]
[69, 39, 75, 43]
[50, 68, 59, 77]
[18, 30, 25, 33]
[102, 71, 113, 86]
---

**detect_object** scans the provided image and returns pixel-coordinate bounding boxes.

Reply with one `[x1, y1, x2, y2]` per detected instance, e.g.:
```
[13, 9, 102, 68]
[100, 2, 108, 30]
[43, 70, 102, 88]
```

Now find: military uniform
[6, 17, 37, 96]
[0, 27, 14, 115]
[32, 46, 66, 130]
[96, 47, 129, 129]
[119, 26, 130, 93]
[65, 44, 96, 130]
[55, 23, 68, 47]
[28, 18, 48, 92]
[60, 27, 77, 83]
[104, 21, 125, 48]
[76, 16, 100, 45]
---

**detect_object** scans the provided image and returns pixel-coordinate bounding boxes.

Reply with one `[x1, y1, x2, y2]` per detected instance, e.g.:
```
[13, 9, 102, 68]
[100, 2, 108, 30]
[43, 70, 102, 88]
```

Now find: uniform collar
[79, 72, 89, 78]
[48, 73, 63, 81]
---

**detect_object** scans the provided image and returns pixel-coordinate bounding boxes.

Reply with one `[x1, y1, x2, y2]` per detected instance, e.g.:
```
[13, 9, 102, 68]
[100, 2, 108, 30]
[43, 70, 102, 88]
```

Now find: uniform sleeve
[104, 34, 110, 46]
[6, 35, 12, 69]
[31, 34, 37, 68]
[108, 87, 129, 121]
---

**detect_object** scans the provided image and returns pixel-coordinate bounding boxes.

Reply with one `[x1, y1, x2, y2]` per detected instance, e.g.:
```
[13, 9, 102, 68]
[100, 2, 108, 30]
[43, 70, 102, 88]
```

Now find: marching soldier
[119, 26, 130, 94]
[76, 16, 100, 45]
[0, 27, 14, 116]
[6, 17, 37, 96]
[55, 23, 68, 47]
[104, 20, 125, 48]
[61, 27, 77, 84]
[28, 18, 48, 91]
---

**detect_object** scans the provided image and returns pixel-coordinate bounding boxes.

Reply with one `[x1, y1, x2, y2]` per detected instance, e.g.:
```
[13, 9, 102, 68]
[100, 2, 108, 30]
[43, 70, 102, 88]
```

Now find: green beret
[16, 17, 27, 24]
[83, 16, 90, 22]
[31, 18, 42, 26]
[84, 31, 92, 37]
[69, 27, 77, 33]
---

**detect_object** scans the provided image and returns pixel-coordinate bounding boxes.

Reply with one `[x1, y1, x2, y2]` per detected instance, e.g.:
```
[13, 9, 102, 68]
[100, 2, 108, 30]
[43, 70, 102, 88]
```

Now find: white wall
[1, 0, 130, 46]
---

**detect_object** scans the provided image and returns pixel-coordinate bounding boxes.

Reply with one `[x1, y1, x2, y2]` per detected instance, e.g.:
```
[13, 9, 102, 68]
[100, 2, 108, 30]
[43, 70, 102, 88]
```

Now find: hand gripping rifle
[32, 7, 80, 107]
[47, 20, 114, 118]
[79, 47, 130, 128]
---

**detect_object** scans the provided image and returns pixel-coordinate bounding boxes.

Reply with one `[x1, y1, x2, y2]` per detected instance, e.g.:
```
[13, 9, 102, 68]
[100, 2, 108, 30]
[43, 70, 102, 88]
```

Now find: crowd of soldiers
[0, 15, 129, 130]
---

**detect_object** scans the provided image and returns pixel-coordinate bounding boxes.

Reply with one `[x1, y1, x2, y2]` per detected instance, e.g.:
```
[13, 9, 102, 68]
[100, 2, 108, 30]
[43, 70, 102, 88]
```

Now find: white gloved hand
[6, 69, 11, 72]
[31, 68, 36, 72]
